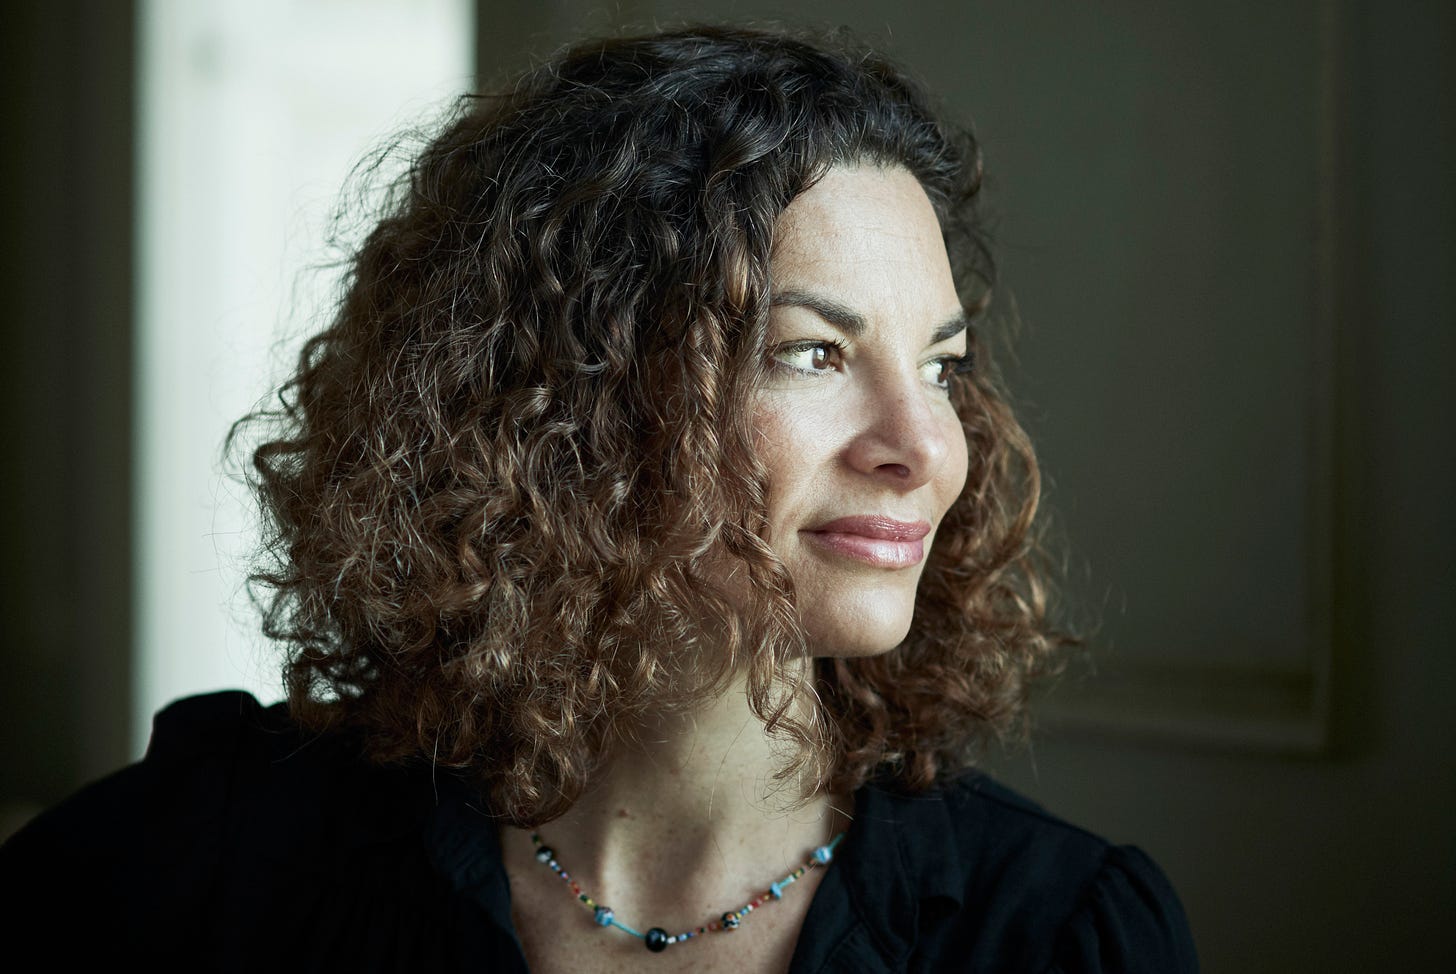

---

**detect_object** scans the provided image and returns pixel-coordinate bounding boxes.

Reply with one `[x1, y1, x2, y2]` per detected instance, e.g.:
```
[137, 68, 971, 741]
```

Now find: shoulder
[0, 691, 454, 966]
[838, 772, 1198, 973]
[8, 690, 424, 846]
[141, 689, 431, 833]
[2, 692, 292, 873]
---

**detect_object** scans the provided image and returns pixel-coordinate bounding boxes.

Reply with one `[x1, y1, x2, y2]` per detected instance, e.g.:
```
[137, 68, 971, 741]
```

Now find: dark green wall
[1, 1, 135, 829]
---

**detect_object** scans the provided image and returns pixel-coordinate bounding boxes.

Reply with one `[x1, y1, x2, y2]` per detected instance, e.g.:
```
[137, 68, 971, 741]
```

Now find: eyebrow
[769, 289, 970, 344]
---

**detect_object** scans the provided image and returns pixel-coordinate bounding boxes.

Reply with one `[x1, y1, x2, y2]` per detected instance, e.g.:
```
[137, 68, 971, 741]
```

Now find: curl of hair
[234, 25, 1065, 826]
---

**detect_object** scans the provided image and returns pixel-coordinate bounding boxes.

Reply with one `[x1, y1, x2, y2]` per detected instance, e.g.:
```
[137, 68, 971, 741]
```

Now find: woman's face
[756, 164, 970, 657]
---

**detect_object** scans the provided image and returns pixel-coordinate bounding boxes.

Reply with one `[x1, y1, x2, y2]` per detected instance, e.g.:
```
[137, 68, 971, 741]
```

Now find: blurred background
[2, 1, 1452, 970]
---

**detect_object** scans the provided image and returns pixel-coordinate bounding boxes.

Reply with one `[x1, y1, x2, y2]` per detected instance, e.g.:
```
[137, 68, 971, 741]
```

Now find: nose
[845, 375, 955, 489]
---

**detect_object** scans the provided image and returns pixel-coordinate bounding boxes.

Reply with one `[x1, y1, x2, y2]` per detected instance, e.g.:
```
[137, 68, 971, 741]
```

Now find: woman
[1, 25, 1196, 973]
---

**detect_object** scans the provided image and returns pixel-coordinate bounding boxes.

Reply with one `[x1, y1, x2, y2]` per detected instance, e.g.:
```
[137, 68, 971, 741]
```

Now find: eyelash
[936, 350, 976, 386]
[770, 339, 846, 375]
[769, 341, 975, 389]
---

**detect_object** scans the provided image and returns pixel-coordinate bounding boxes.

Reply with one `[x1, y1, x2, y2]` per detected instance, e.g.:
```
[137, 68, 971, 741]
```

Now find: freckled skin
[756, 165, 970, 659]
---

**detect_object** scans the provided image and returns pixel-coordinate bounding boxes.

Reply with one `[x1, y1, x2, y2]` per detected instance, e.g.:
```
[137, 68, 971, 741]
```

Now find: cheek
[751, 400, 789, 466]
[750, 403, 794, 540]
[941, 418, 972, 510]
[752, 396, 837, 522]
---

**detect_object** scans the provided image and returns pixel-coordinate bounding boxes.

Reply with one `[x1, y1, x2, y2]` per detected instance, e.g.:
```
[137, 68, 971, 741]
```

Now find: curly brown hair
[236, 24, 1061, 826]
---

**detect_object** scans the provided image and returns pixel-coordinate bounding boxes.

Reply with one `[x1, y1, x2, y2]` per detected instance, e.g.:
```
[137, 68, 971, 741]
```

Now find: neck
[505, 670, 850, 920]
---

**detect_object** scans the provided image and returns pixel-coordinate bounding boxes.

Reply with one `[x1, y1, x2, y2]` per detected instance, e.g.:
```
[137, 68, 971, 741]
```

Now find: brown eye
[771, 341, 842, 374]
[922, 353, 973, 390]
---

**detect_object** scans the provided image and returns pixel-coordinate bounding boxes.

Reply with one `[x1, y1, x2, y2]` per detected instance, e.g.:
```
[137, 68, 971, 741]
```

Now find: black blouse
[0, 692, 1197, 972]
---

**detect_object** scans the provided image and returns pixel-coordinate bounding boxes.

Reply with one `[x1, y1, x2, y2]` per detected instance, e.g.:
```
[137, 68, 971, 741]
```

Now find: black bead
[721, 912, 740, 930]
[534, 846, 554, 864]
[644, 927, 670, 952]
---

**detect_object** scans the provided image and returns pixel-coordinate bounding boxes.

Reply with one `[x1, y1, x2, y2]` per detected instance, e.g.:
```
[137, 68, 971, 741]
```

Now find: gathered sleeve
[1047, 845, 1199, 974]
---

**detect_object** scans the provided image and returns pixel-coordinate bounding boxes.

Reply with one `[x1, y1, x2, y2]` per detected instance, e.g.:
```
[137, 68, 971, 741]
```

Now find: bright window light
[136, 0, 474, 751]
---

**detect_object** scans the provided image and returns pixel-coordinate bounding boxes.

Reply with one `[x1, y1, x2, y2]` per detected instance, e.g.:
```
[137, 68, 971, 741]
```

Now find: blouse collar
[424, 774, 970, 973]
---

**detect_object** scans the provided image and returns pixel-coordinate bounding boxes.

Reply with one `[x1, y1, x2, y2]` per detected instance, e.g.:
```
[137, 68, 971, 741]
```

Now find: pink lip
[803, 516, 932, 568]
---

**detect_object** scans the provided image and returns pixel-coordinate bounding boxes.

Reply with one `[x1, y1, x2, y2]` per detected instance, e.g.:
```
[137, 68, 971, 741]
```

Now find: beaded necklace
[528, 830, 846, 953]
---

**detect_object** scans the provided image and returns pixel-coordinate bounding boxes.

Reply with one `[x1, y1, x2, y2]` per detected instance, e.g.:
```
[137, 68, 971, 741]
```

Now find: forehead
[769, 165, 959, 316]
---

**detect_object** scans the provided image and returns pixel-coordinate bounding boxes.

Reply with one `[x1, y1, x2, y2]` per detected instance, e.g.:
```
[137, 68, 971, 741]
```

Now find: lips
[802, 516, 932, 568]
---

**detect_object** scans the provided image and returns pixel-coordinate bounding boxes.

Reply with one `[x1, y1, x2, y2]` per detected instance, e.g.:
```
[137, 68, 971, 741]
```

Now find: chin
[803, 594, 917, 659]
[793, 562, 928, 657]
